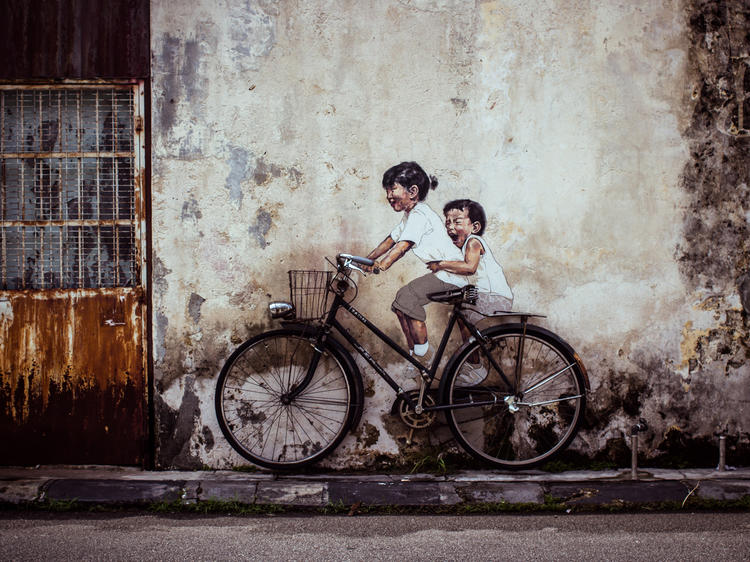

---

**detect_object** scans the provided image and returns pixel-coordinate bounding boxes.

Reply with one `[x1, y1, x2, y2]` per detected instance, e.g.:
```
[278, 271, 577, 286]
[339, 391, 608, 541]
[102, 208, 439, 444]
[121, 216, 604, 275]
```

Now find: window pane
[0, 86, 139, 290]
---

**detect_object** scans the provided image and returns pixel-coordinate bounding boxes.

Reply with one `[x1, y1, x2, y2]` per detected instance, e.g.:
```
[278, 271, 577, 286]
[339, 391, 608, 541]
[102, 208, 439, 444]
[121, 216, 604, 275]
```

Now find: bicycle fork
[282, 326, 329, 404]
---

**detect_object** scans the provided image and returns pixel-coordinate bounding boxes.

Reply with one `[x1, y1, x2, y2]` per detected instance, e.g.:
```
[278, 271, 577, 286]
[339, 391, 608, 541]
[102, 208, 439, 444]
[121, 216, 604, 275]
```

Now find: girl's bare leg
[410, 318, 428, 345]
[395, 310, 415, 350]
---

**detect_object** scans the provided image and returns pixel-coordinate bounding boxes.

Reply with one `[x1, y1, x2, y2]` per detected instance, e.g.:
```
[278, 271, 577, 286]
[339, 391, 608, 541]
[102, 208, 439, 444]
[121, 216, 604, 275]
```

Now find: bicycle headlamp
[269, 301, 295, 319]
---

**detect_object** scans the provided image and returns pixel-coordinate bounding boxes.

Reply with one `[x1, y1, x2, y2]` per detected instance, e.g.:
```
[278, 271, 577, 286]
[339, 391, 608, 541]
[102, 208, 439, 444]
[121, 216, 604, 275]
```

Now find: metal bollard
[718, 435, 726, 471]
[630, 418, 648, 480]
[631, 433, 639, 480]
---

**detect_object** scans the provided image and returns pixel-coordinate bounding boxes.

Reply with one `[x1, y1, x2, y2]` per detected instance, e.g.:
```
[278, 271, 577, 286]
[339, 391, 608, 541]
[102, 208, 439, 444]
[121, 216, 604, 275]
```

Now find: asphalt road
[1, 512, 749, 561]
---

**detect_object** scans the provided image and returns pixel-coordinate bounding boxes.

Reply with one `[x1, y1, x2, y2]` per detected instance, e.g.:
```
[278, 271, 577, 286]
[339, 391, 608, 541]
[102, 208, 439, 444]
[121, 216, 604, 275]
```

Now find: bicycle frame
[288, 283, 516, 412]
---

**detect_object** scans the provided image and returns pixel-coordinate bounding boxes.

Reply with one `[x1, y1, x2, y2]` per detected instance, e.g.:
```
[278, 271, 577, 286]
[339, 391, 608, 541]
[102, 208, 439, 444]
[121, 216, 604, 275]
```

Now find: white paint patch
[0, 299, 13, 326]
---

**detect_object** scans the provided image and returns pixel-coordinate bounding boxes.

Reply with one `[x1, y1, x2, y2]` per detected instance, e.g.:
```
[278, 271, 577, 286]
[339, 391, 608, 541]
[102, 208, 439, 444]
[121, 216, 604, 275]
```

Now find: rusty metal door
[0, 83, 148, 465]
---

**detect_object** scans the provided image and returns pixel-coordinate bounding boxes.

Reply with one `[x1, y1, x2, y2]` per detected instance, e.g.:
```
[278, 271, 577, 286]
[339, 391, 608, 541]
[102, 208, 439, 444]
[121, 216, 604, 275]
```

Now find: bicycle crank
[394, 389, 437, 428]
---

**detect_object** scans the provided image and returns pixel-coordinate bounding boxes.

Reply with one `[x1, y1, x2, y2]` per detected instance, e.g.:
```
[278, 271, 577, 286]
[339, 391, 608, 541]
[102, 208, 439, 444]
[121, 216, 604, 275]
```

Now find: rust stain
[0, 0, 150, 80]
[0, 288, 146, 465]
[573, 352, 590, 391]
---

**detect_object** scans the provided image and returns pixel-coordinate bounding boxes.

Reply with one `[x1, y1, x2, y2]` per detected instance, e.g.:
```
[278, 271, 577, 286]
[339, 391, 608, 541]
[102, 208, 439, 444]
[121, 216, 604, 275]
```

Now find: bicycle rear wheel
[216, 328, 358, 469]
[441, 324, 586, 469]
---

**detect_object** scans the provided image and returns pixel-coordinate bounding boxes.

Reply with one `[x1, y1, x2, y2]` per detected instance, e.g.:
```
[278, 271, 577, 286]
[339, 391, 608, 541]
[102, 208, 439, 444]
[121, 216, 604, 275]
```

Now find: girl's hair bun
[429, 175, 438, 190]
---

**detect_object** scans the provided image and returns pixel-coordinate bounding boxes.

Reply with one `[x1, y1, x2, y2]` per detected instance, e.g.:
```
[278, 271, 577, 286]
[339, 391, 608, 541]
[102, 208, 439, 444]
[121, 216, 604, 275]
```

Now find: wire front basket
[288, 270, 334, 322]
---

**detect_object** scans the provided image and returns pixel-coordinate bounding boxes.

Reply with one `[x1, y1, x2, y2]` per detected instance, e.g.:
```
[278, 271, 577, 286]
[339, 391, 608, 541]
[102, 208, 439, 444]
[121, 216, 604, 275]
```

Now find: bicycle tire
[215, 327, 361, 469]
[440, 323, 586, 469]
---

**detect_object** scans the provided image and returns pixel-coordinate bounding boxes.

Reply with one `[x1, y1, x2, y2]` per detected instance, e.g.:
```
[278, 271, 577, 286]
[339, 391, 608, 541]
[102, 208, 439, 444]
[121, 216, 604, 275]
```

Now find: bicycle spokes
[217, 331, 354, 468]
[445, 326, 585, 468]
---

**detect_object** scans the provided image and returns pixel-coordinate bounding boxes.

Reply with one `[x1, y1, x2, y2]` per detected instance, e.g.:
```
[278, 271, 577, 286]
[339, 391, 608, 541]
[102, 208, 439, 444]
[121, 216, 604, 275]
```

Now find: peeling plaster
[248, 209, 273, 248]
[181, 197, 203, 223]
[188, 293, 206, 324]
[739, 272, 750, 314]
[157, 34, 180, 133]
[225, 146, 252, 207]
[227, 0, 277, 71]
[152, 257, 172, 365]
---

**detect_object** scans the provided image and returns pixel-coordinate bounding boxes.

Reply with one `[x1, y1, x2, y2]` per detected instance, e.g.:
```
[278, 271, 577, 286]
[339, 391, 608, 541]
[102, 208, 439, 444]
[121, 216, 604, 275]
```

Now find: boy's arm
[375, 240, 413, 271]
[427, 238, 482, 275]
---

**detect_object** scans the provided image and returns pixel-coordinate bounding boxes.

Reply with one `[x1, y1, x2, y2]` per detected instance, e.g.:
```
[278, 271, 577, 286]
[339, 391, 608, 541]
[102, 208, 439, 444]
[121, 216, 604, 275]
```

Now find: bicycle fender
[439, 323, 590, 395]
[483, 323, 590, 392]
[508, 324, 591, 392]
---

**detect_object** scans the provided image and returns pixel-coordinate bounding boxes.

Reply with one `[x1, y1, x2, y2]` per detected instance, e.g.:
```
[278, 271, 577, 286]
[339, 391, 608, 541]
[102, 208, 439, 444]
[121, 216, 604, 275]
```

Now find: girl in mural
[427, 198, 513, 383]
[365, 162, 466, 360]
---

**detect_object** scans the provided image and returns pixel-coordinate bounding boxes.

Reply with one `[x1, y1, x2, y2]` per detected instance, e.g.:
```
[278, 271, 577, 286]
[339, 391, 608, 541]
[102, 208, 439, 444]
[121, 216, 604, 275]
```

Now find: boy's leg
[459, 317, 480, 363]
[463, 294, 513, 364]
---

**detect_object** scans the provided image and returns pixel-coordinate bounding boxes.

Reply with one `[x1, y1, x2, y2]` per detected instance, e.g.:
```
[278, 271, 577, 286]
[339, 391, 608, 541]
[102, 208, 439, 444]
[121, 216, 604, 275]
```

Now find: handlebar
[337, 253, 374, 266]
[337, 253, 380, 274]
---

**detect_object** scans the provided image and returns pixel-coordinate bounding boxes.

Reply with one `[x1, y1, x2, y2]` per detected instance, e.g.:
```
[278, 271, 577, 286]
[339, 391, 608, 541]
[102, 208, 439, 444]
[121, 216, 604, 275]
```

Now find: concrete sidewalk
[1, 466, 749, 510]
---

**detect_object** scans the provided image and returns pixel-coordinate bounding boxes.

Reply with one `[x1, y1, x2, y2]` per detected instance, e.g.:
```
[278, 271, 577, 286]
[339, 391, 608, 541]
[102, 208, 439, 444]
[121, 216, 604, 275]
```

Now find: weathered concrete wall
[150, 0, 749, 469]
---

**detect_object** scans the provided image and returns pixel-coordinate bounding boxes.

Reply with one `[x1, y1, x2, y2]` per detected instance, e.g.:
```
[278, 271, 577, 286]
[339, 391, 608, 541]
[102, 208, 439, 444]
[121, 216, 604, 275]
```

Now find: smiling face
[444, 207, 480, 247]
[385, 182, 418, 212]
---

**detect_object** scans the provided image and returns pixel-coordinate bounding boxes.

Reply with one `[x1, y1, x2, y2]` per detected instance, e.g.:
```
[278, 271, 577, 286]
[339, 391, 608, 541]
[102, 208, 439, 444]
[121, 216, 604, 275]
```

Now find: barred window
[0, 85, 143, 289]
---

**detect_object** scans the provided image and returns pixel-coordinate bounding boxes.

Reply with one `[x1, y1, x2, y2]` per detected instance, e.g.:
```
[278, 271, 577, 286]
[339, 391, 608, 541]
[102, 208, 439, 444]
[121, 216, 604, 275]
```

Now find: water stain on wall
[670, 1, 750, 455]
[678, 1, 750, 293]
[156, 375, 203, 469]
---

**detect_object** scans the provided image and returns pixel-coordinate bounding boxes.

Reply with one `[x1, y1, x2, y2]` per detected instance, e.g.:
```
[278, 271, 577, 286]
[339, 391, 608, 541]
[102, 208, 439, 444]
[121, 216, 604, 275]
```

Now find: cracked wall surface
[151, 0, 749, 469]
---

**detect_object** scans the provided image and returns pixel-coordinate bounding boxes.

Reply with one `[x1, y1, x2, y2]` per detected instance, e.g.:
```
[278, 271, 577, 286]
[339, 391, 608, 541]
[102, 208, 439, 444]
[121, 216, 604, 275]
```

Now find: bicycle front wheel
[441, 324, 586, 469]
[216, 328, 358, 469]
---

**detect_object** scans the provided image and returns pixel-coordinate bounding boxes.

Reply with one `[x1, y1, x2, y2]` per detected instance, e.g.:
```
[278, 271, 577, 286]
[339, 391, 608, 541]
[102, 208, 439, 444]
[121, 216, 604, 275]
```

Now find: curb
[1, 468, 749, 510]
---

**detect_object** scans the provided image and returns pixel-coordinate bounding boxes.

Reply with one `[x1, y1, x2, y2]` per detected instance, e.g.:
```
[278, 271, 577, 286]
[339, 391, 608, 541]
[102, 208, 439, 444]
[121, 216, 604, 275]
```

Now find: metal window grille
[0, 85, 143, 289]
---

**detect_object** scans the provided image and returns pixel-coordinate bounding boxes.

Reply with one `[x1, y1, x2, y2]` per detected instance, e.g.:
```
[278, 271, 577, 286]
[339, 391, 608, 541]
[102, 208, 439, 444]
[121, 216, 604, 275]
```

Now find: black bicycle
[215, 254, 589, 470]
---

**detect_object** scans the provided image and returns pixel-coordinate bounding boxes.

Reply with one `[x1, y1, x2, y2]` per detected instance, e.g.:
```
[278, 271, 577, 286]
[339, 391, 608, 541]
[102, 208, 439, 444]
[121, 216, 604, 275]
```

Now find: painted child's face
[385, 182, 418, 212]
[445, 208, 480, 247]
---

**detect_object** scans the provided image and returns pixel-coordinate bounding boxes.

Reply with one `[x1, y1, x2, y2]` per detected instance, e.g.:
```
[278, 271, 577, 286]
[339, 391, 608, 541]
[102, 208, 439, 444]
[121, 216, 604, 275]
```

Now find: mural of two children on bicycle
[216, 159, 587, 469]
[365, 161, 513, 384]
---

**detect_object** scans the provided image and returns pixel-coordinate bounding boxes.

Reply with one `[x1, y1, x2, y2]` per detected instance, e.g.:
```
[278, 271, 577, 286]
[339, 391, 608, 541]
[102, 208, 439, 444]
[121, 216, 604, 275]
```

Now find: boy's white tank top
[462, 234, 513, 300]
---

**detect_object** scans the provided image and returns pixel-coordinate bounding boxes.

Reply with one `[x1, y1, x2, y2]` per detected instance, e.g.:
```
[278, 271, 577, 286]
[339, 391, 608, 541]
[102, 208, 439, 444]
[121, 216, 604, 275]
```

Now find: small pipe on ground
[718, 435, 726, 471]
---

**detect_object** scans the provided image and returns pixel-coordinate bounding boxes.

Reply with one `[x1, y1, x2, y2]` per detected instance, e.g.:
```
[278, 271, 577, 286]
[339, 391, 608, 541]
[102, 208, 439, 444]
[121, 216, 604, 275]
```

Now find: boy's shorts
[464, 293, 513, 324]
[391, 273, 458, 322]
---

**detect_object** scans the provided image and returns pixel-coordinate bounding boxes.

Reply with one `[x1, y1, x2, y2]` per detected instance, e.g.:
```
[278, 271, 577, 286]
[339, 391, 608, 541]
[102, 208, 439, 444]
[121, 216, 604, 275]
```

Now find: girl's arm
[427, 238, 483, 274]
[375, 240, 413, 271]
[367, 236, 395, 261]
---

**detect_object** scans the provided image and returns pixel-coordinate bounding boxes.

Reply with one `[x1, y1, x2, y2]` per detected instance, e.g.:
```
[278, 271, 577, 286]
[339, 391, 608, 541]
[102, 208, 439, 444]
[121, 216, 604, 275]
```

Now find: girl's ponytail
[429, 175, 438, 191]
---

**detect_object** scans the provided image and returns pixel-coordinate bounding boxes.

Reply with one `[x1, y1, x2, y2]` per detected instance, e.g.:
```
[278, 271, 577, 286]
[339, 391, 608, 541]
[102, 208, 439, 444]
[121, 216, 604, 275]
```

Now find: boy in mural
[365, 162, 467, 359]
[427, 199, 513, 384]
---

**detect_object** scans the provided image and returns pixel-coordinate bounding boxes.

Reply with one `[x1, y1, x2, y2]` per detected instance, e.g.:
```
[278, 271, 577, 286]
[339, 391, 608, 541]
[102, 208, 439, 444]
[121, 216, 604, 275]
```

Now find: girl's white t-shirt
[390, 202, 467, 287]
[461, 234, 513, 300]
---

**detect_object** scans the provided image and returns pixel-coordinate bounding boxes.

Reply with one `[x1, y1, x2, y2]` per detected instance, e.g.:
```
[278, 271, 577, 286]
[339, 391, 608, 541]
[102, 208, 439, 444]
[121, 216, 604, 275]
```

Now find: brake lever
[347, 261, 367, 275]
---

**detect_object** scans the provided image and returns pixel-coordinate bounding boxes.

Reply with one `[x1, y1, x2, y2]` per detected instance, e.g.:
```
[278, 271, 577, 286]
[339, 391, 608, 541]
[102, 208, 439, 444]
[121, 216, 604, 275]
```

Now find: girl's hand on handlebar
[362, 261, 382, 274]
